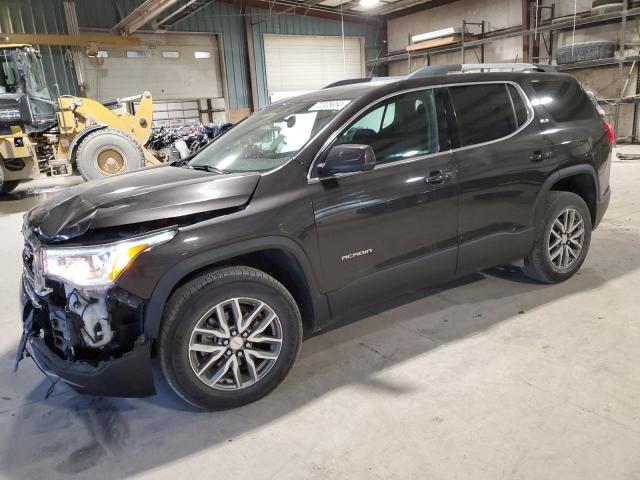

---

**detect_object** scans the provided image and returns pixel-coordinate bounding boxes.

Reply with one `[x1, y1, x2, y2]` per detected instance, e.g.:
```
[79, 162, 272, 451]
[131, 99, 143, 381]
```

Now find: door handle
[424, 170, 452, 185]
[530, 150, 553, 162]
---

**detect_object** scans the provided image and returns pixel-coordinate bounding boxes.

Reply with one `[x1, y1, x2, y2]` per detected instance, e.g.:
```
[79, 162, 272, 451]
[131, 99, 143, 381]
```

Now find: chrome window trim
[306, 80, 535, 184]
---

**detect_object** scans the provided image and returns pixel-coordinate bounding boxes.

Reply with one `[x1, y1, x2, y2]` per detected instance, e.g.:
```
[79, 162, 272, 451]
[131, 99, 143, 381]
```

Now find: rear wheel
[523, 192, 592, 283]
[75, 128, 145, 181]
[159, 267, 303, 410]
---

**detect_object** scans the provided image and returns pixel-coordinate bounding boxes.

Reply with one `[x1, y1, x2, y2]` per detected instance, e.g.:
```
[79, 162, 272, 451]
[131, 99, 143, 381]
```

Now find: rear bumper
[594, 186, 611, 229]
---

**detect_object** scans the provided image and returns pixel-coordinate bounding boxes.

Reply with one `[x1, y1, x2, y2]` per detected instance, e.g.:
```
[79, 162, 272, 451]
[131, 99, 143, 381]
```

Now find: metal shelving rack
[369, 3, 640, 142]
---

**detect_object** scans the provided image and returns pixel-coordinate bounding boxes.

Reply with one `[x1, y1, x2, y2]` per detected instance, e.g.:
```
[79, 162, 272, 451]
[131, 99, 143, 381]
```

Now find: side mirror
[317, 144, 376, 177]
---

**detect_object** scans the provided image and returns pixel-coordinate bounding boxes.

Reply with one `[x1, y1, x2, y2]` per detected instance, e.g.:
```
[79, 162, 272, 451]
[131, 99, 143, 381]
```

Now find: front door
[308, 88, 459, 311]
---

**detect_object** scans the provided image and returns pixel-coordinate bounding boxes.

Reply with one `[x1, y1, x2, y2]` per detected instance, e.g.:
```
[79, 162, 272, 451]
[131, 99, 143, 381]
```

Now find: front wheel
[159, 267, 303, 410]
[523, 191, 592, 283]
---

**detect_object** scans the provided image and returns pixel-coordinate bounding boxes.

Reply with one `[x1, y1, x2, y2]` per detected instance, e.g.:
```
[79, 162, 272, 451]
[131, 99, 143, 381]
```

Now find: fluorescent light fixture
[360, 0, 379, 8]
[194, 51, 211, 59]
[162, 51, 179, 58]
[411, 27, 460, 44]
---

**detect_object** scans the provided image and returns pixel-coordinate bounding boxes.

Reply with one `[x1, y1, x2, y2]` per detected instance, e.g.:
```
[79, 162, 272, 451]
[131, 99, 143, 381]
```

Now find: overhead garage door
[81, 32, 226, 124]
[263, 34, 365, 102]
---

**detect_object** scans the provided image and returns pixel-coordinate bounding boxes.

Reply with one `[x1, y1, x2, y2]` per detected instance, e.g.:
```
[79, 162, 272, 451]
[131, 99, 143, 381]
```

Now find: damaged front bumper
[19, 277, 156, 398]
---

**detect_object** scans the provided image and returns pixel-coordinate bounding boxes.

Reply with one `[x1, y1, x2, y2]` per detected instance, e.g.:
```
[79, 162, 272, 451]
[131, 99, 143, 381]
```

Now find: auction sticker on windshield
[309, 100, 351, 111]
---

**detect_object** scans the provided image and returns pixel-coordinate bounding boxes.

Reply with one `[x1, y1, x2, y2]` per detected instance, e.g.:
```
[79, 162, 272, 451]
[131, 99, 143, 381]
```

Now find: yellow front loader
[0, 44, 159, 192]
[54, 91, 159, 180]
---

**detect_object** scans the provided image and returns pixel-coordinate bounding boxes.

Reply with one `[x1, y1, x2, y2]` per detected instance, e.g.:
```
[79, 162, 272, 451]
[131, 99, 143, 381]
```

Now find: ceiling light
[360, 0, 379, 8]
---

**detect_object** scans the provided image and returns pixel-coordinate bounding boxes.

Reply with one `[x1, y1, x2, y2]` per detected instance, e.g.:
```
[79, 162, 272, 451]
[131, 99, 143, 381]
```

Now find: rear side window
[530, 79, 597, 123]
[449, 83, 521, 146]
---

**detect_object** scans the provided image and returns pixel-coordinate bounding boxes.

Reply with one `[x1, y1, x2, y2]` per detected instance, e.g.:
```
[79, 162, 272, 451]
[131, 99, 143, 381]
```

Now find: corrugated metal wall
[1, 0, 381, 110]
[76, 0, 380, 110]
[73, 0, 249, 110]
[0, 0, 77, 95]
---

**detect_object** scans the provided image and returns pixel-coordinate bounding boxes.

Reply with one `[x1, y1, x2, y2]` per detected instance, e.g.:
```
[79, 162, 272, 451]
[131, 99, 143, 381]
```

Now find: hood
[26, 164, 261, 242]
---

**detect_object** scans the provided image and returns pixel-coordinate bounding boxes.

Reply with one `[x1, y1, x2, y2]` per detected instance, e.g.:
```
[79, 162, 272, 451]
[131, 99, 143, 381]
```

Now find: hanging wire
[340, 0, 346, 74]
[534, 0, 539, 40]
[571, 0, 578, 59]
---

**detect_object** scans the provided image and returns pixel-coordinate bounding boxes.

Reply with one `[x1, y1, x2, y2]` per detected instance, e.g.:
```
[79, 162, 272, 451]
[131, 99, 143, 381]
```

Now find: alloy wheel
[548, 207, 585, 271]
[188, 297, 283, 391]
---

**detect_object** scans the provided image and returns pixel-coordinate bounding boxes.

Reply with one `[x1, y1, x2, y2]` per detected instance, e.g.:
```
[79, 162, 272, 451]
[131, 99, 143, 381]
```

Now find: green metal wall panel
[1, 0, 382, 111]
[75, 0, 380, 110]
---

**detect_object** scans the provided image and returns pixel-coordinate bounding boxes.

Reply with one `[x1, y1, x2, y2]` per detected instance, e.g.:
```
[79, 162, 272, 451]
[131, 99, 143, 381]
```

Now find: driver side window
[336, 89, 439, 165]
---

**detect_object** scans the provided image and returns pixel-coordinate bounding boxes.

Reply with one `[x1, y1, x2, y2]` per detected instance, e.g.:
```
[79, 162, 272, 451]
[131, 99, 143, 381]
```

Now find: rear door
[308, 88, 458, 311]
[450, 81, 554, 274]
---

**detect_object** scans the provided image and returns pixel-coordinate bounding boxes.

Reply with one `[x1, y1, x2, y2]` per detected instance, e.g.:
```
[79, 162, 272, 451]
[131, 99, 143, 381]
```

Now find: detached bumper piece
[28, 336, 155, 398]
[19, 277, 156, 398]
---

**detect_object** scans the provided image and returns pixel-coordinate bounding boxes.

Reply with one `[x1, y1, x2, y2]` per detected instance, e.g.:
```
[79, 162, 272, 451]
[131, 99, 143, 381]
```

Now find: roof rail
[324, 78, 372, 88]
[408, 63, 556, 78]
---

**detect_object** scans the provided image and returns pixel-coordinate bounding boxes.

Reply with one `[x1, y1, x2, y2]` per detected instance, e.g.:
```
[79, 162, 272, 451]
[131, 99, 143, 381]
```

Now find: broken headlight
[42, 230, 176, 289]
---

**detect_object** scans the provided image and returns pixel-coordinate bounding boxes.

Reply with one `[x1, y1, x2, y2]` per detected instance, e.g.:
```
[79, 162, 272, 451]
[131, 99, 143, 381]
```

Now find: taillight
[603, 122, 615, 145]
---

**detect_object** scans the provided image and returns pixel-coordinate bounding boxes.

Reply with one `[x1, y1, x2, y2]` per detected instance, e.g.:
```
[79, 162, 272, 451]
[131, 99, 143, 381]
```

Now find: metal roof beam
[112, 0, 178, 35]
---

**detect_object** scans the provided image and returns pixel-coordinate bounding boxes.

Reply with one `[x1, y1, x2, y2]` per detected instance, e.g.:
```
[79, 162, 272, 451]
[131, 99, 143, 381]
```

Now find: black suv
[18, 64, 612, 410]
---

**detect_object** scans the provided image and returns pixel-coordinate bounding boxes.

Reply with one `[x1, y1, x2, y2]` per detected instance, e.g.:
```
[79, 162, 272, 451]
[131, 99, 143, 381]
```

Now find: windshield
[189, 99, 351, 173]
[0, 49, 21, 94]
[22, 50, 52, 101]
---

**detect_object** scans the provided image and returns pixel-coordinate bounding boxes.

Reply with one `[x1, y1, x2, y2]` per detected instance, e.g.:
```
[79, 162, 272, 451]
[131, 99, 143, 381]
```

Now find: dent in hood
[26, 165, 261, 242]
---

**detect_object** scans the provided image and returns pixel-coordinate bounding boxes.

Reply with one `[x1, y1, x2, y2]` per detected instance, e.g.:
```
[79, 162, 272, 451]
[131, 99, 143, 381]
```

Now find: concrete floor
[1, 151, 640, 479]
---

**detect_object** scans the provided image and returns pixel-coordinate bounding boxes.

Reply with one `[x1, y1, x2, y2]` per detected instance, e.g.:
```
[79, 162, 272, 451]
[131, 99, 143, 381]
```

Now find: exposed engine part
[145, 122, 233, 160]
[64, 284, 113, 348]
[172, 138, 190, 159]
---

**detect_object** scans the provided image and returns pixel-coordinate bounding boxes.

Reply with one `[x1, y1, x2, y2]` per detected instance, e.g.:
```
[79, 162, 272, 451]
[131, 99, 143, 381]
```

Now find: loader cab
[0, 45, 56, 133]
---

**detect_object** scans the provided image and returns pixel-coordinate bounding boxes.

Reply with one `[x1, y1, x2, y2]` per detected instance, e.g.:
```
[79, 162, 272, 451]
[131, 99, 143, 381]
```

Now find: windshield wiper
[188, 164, 230, 175]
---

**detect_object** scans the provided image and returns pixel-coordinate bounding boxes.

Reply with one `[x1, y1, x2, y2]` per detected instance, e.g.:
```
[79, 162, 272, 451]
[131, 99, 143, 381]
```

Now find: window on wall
[335, 89, 440, 165]
[449, 83, 521, 146]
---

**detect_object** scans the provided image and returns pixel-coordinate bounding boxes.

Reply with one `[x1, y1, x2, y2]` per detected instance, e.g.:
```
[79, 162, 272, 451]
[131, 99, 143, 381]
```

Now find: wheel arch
[144, 237, 330, 340]
[533, 165, 599, 226]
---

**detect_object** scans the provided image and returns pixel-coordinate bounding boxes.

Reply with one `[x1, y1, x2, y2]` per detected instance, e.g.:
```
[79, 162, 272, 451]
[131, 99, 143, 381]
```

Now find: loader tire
[76, 128, 145, 181]
[0, 180, 19, 195]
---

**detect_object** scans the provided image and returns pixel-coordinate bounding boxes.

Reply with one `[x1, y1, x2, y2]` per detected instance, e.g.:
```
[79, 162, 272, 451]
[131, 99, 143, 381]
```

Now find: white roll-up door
[263, 34, 365, 102]
[81, 32, 226, 124]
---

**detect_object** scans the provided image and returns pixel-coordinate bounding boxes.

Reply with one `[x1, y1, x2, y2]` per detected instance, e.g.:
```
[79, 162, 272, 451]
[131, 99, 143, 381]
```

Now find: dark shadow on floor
[0, 228, 636, 479]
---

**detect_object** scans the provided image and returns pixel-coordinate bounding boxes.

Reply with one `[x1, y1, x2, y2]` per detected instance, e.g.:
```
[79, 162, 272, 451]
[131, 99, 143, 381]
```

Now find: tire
[555, 41, 616, 65]
[592, 3, 624, 15]
[592, 0, 622, 8]
[523, 192, 592, 284]
[0, 180, 19, 194]
[75, 128, 144, 181]
[159, 267, 303, 410]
